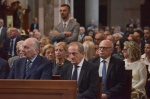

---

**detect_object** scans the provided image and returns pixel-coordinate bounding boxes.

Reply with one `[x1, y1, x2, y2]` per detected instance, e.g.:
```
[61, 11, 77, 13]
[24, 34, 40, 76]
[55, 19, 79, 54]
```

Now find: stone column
[39, 0, 54, 36]
[85, 0, 99, 26]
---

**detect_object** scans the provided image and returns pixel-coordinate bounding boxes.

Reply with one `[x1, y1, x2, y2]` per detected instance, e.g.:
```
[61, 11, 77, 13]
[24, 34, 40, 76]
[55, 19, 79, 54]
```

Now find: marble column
[39, 0, 54, 36]
[85, 0, 99, 26]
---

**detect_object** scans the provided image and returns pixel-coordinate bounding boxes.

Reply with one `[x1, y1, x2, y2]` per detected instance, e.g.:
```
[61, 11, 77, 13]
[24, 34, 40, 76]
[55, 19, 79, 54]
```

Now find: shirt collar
[28, 55, 38, 63]
[63, 19, 70, 26]
[100, 56, 111, 63]
[74, 58, 84, 67]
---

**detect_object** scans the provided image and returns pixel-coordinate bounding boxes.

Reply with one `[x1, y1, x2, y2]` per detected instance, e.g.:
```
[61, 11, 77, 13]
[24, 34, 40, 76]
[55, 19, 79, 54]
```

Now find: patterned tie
[25, 60, 32, 74]
[102, 60, 107, 93]
[72, 66, 79, 80]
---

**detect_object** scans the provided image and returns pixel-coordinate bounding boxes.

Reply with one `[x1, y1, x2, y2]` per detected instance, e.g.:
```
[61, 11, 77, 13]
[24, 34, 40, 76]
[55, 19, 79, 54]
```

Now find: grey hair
[68, 42, 84, 53]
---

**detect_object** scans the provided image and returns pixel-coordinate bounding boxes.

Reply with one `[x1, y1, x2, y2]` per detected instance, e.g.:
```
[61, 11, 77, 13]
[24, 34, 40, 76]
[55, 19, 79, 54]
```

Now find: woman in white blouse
[122, 41, 147, 98]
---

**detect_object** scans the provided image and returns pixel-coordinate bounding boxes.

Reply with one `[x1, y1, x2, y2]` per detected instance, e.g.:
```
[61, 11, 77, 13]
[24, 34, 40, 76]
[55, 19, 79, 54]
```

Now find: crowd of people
[0, 4, 150, 99]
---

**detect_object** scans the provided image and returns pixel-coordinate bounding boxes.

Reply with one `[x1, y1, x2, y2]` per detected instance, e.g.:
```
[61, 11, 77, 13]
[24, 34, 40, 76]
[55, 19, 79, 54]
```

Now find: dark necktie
[25, 60, 32, 74]
[10, 39, 14, 56]
[102, 60, 107, 93]
[72, 66, 79, 80]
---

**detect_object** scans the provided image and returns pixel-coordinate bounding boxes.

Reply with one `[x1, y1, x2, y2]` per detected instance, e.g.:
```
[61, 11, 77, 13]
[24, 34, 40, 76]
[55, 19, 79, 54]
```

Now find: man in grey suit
[0, 18, 7, 57]
[50, 4, 80, 44]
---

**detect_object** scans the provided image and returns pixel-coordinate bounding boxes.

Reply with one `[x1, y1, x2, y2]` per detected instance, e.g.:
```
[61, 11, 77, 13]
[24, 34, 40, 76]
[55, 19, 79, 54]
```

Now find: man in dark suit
[30, 17, 39, 32]
[0, 18, 7, 57]
[50, 4, 80, 44]
[8, 38, 52, 79]
[3, 27, 22, 57]
[0, 57, 10, 79]
[61, 42, 99, 99]
[89, 40, 127, 99]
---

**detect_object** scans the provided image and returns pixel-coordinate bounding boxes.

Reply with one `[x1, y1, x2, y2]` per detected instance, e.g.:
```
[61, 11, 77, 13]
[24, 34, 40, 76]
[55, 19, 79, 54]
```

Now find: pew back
[0, 79, 77, 99]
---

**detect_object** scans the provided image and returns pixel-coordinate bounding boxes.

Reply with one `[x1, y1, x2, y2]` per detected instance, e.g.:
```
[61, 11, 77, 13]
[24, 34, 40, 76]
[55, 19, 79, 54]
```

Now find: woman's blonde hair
[124, 41, 141, 60]
[83, 41, 95, 60]
[55, 42, 68, 52]
[42, 44, 55, 56]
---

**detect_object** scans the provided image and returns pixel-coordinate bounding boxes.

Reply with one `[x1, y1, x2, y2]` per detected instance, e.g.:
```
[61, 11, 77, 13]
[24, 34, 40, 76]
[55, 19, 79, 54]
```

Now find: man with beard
[50, 4, 80, 44]
[8, 38, 52, 79]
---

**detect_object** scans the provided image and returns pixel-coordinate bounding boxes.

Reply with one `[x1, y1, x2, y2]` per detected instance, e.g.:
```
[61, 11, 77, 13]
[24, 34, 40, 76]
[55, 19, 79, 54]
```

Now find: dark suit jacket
[8, 55, 52, 79]
[61, 59, 100, 99]
[0, 27, 7, 43]
[0, 58, 10, 79]
[50, 19, 80, 44]
[89, 56, 127, 98]
[30, 23, 39, 32]
[3, 37, 22, 56]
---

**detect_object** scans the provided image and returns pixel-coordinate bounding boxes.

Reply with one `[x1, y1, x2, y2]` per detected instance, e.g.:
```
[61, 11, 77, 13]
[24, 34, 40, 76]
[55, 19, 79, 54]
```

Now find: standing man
[30, 17, 39, 32]
[89, 40, 127, 99]
[8, 38, 52, 79]
[61, 42, 99, 99]
[50, 4, 80, 44]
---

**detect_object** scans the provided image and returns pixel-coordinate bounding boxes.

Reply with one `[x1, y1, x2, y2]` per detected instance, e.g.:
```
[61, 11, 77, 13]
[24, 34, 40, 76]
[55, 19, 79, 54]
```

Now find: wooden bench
[0, 79, 77, 99]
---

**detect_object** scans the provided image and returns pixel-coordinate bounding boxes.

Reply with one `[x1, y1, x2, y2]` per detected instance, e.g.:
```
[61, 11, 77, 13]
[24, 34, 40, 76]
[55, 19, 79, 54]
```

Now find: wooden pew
[52, 75, 102, 99]
[0, 79, 77, 99]
[124, 70, 132, 99]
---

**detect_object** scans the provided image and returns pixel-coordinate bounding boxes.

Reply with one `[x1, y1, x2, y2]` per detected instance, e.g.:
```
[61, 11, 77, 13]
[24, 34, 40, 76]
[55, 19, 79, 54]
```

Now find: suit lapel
[25, 55, 41, 79]
[106, 56, 114, 81]
[78, 60, 86, 87]
[20, 59, 26, 79]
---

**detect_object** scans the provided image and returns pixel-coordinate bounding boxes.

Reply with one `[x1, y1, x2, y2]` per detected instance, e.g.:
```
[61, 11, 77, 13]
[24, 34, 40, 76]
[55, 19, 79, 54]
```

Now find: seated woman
[122, 41, 147, 99]
[39, 37, 51, 56]
[53, 42, 71, 75]
[8, 40, 24, 68]
[42, 44, 55, 63]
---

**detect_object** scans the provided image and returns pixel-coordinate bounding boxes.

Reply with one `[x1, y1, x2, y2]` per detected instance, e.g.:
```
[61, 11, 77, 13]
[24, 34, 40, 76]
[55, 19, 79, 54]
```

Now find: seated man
[89, 40, 127, 99]
[0, 57, 10, 79]
[61, 42, 99, 99]
[8, 38, 52, 79]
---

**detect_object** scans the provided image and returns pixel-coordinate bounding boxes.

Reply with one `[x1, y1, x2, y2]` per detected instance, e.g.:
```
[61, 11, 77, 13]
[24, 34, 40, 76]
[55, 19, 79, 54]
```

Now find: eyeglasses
[99, 47, 112, 50]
